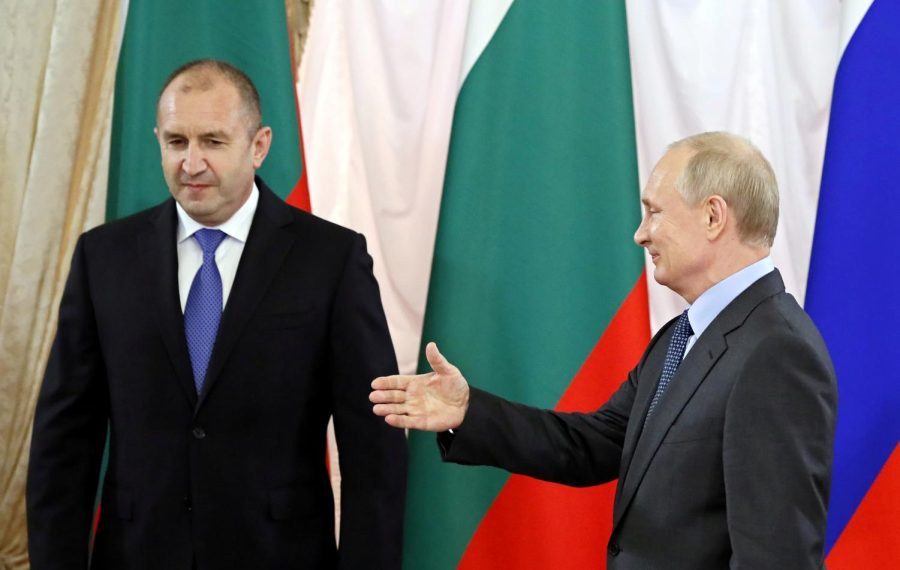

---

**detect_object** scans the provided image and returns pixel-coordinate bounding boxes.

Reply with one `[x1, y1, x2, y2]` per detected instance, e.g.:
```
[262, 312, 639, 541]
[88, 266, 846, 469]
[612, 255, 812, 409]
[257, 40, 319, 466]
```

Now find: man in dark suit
[27, 59, 406, 569]
[371, 132, 837, 568]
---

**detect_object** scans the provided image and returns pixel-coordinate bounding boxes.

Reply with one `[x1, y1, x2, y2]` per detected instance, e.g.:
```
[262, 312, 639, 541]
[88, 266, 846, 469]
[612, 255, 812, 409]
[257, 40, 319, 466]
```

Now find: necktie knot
[675, 309, 693, 338]
[193, 228, 227, 258]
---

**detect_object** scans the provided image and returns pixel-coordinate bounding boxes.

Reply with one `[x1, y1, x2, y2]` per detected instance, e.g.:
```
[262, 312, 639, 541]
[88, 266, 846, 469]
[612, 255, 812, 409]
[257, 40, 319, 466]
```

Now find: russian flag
[806, 0, 900, 566]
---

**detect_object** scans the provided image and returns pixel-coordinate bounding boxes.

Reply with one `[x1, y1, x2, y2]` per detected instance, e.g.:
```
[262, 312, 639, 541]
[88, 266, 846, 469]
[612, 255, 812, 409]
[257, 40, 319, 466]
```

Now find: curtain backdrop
[0, 1, 126, 568]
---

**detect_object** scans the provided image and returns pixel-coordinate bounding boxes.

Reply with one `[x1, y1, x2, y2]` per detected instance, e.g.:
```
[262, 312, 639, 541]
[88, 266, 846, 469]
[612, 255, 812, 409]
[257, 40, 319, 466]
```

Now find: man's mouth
[183, 183, 211, 191]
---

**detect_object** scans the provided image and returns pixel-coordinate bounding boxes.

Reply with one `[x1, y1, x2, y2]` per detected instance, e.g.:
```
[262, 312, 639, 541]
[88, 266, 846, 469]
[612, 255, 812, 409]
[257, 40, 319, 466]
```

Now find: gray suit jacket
[441, 270, 836, 569]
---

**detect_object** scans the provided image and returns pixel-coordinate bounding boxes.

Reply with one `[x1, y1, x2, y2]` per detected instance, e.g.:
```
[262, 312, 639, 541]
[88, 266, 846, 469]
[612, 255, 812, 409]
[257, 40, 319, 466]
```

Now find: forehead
[157, 76, 245, 131]
[641, 148, 692, 204]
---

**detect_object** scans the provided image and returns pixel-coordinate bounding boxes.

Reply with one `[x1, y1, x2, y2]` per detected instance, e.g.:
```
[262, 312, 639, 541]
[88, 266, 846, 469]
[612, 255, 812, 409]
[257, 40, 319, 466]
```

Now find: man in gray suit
[371, 132, 837, 568]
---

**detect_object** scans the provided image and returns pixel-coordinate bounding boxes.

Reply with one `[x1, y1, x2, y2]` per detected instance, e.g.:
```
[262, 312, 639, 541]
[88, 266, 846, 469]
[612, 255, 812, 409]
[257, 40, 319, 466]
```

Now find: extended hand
[370, 342, 469, 431]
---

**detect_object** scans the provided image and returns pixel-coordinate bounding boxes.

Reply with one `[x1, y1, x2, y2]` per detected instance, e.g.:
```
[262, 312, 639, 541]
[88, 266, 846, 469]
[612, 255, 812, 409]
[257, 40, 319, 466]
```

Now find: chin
[652, 268, 668, 288]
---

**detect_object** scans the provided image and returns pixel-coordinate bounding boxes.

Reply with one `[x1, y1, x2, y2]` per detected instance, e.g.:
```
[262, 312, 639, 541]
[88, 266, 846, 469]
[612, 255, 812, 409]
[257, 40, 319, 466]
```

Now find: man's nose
[634, 217, 649, 247]
[182, 145, 207, 176]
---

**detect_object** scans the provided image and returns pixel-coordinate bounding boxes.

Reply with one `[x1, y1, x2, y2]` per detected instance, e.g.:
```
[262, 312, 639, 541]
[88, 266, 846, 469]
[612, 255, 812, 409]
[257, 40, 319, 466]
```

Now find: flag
[806, 0, 900, 566]
[107, 0, 306, 221]
[404, 1, 649, 567]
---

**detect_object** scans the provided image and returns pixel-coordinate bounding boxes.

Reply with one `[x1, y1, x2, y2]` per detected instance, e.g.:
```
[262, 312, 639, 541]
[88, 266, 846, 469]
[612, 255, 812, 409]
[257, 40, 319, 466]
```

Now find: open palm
[370, 342, 469, 431]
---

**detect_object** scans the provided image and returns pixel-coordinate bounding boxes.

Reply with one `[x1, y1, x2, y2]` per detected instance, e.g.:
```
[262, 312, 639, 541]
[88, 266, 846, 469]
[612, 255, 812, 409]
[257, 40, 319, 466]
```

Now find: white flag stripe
[839, 0, 876, 56]
[300, 0, 469, 373]
[459, 0, 514, 88]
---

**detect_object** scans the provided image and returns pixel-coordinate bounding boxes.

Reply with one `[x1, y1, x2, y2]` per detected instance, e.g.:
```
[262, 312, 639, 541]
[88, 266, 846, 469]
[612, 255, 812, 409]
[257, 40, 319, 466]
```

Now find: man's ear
[252, 126, 273, 169]
[705, 195, 728, 239]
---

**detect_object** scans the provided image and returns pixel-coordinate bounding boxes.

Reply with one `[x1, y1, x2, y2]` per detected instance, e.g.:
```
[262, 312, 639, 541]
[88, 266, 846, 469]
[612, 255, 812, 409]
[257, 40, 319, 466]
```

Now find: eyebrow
[160, 129, 230, 140]
[200, 130, 230, 140]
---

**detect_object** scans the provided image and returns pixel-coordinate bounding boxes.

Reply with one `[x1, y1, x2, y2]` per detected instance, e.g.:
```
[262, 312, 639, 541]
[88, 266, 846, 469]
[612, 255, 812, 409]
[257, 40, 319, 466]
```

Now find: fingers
[384, 414, 426, 431]
[425, 342, 456, 375]
[371, 374, 411, 391]
[369, 389, 407, 404]
[372, 403, 409, 417]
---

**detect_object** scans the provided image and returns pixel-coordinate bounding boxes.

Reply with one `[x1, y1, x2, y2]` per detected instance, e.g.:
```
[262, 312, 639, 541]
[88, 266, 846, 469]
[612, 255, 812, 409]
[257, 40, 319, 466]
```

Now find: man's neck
[683, 245, 770, 304]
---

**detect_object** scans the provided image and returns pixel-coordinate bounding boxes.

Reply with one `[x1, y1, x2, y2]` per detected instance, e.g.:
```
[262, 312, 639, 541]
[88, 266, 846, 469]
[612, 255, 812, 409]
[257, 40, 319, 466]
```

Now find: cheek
[161, 154, 182, 173]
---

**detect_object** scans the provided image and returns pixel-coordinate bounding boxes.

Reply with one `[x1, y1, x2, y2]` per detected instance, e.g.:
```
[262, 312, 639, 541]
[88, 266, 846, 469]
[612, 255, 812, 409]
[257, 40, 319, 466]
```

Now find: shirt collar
[687, 256, 775, 340]
[176, 182, 259, 244]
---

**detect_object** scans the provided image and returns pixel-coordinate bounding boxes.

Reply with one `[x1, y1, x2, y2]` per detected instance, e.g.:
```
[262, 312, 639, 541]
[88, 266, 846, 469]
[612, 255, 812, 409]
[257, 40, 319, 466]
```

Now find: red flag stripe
[826, 443, 900, 568]
[284, 6, 311, 212]
[459, 275, 650, 569]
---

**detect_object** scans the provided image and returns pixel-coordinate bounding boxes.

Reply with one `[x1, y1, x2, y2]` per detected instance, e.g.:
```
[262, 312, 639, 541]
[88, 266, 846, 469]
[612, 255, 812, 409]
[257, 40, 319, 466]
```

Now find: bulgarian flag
[405, 1, 648, 568]
[107, 0, 307, 221]
[301, 0, 648, 567]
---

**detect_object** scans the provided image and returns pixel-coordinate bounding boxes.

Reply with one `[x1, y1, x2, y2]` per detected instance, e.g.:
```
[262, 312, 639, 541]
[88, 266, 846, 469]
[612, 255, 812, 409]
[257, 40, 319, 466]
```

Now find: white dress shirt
[683, 256, 775, 356]
[175, 183, 259, 312]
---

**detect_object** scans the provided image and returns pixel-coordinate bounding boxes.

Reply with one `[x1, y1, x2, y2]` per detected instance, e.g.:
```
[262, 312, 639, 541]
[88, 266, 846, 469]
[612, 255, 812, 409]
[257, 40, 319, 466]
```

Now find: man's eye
[168, 139, 186, 148]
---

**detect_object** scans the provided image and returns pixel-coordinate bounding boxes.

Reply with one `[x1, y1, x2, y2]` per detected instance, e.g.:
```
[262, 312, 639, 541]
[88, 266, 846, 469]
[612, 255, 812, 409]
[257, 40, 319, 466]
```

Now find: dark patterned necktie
[184, 229, 227, 394]
[645, 310, 693, 421]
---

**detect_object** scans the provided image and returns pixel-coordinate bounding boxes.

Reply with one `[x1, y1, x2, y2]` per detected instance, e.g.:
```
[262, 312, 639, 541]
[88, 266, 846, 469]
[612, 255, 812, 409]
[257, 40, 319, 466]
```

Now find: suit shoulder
[81, 201, 169, 244]
[744, 292, 833, 368]
[281, 204, 364, 244]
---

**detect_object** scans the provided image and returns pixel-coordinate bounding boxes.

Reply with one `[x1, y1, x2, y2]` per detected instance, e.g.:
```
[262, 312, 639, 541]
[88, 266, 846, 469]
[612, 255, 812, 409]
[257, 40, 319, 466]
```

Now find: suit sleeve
[439, 368, 638, 487]
[27, 234, 109, 570]
[328, 234, 407, 570]
[723, 331, 837, 569]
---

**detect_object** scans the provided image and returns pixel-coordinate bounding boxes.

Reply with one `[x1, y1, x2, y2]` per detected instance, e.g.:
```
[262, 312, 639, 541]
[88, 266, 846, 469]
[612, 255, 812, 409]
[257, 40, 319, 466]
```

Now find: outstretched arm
[370, 342, 470, 432]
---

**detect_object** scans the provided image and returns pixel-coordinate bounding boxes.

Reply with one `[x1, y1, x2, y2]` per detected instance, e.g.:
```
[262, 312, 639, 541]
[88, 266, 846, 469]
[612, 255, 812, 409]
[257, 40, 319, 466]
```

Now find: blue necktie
[184, 229, 227, 394]
[645, 310, 693, 421]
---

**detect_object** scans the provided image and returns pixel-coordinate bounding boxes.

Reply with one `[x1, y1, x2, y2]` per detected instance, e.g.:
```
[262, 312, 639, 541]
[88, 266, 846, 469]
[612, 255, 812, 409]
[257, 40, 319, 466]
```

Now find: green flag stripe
[404, 1, 642, 567]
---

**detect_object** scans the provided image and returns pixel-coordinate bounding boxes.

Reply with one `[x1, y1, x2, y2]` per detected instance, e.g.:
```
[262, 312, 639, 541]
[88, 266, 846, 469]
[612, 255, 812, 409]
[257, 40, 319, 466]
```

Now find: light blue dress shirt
[683, 257, 775, 356]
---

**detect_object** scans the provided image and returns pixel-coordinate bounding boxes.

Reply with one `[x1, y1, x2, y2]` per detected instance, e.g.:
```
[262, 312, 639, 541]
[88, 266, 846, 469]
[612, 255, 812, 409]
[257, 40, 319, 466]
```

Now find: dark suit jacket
[441, 270, 837, 569]
[27, 179, 407, 570]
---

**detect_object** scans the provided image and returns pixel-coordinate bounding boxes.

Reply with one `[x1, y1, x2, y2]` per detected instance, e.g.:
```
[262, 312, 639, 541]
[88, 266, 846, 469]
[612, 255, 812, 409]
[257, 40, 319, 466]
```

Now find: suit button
[608, 542, 621, 556]
[192, 426, 206, 439]
[183, 496, 192, 511]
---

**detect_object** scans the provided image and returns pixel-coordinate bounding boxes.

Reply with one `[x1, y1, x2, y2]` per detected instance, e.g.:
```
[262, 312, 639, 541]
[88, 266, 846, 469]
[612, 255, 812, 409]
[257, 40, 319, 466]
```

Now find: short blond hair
[670, 132, 779, 247]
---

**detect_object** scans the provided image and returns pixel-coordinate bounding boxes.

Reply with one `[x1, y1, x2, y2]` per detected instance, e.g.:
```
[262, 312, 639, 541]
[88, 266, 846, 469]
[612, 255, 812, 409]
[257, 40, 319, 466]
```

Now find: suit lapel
[613, 331, 727, 526]
[612, 269, 786, 529]
[196, 181, 296, 411]
[139, 200, 198, 408]
[613, 331, 668, 505]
